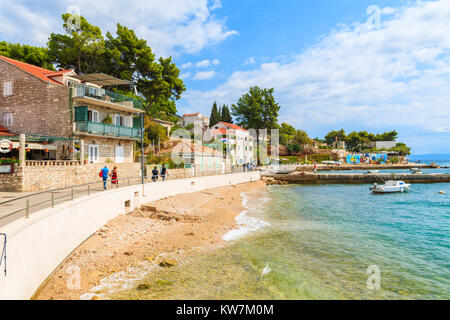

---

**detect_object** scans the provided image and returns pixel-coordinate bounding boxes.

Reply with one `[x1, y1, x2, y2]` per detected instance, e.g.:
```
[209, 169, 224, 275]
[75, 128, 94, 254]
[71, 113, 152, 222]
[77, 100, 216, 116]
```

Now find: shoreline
[34, 180, 266, 300]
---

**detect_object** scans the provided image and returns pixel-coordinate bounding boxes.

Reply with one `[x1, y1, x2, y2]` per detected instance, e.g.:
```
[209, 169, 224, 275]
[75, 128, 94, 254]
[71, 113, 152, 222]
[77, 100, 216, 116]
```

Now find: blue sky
[1, 0, 449, 154]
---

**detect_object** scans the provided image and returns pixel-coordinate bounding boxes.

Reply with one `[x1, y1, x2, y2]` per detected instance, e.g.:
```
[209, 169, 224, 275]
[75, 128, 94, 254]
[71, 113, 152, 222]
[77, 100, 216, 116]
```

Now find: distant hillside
[409, 154, 450, 161]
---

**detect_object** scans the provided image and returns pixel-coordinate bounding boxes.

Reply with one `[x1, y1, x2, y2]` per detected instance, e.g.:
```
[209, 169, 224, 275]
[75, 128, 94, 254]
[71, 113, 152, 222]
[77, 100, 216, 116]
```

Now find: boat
[366, 170, 380, 174]
[410, 168, 422, 173]
[370, 181, 411, 193]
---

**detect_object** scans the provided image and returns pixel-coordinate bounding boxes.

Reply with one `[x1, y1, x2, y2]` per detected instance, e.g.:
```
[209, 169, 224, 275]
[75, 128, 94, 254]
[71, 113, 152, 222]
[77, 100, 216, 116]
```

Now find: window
[88, 110, 99, 122]
[3, 81, 12, 96]
[115, 115, 124, 126]
[3, 113, 13, 126]
[88, 145, 99, 163]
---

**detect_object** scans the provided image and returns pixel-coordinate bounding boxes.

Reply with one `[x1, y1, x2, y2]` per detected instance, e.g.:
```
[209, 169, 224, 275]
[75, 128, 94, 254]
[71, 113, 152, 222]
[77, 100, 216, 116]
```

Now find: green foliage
[292, 129, 311, 147]
[144, 117, 169, 147]
[324, 129, 346, 145]
[0, 158, 19, 165]
[0, 41, 54, 70]
[146, 154, 183, 169]
[102, 114, 113, 124]
[390, 143, 411, 156]
[278, 123, 296, 146]
[48, 14, 105, 73]
[324, 129, 399, 149]
[209, 101, 221, 127]
[232, 86, 280, 132]
[220, 105, 233, 123]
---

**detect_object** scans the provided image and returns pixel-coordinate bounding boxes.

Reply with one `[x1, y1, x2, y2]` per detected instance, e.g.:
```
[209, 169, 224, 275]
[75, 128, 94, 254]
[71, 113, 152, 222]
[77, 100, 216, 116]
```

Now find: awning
[72, 73, 131, 86]
[12, 142, 58, 150]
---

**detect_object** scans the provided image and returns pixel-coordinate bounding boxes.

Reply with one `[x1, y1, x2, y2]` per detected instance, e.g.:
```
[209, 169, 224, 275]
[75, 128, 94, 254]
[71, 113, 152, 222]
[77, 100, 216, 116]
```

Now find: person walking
[151, 166, 159, 182]
[160, 164, 168, 181]
[110, 166, 119, 188]
[100, 166, 109, 190]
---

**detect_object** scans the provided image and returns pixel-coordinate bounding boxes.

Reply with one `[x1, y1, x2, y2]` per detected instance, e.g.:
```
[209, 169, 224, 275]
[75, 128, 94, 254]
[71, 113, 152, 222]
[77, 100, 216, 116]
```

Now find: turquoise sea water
[107, 165, 450, 300]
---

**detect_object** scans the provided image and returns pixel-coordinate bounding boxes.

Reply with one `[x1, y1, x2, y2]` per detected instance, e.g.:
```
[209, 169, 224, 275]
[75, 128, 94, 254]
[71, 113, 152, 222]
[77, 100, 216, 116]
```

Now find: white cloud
[180, 72, 191, 79]
[193, 70, 216, 80]
[0, 0, 237, 57]
[184, 0, 450, 136]
[244, 57, 256, 65]
[182, 59, 220, 68]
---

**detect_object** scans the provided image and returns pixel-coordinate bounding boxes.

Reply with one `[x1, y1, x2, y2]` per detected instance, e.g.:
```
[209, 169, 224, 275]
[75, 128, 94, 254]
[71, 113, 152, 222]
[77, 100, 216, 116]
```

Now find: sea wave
[222, 191, 270, 242]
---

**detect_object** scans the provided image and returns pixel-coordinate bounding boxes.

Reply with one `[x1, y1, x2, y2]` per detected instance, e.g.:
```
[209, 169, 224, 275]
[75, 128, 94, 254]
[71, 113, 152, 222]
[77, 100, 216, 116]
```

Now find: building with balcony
[0, 55, 144, 164]
[204, 122, 255, 166]
[180, 113, 210, 129]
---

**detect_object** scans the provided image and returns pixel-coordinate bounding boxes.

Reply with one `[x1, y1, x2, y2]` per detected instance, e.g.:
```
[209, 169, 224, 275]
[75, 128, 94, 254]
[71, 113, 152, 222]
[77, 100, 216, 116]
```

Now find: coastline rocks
[159, 259, 177, 267]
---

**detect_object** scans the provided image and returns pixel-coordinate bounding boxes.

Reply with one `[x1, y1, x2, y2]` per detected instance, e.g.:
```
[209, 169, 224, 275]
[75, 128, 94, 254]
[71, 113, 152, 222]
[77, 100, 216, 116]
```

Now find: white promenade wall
[0, 171, 260, 300]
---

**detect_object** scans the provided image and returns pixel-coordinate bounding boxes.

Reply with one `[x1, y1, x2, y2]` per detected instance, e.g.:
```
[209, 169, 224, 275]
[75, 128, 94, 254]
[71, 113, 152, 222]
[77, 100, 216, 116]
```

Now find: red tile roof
[211, 127, 237, 136]
[0, 126, 15, 137]
[183, 113, 201, 117]
[218, 121, 247, 132]
[0, 55, 72, 85]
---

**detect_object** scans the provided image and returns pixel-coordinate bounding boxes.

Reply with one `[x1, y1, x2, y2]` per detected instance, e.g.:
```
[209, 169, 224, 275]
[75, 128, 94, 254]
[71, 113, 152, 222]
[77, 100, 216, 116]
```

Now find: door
[88, 145, 99, 163]
[115, 146, 124, 163]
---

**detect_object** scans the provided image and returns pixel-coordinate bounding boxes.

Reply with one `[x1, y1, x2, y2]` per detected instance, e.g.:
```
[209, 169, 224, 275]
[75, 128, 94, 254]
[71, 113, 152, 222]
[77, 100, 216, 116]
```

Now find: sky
[0, 0, 449, 155]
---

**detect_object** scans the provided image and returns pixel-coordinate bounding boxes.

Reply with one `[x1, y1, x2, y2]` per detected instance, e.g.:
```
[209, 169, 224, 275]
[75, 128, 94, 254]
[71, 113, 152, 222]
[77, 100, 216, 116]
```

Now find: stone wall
[0, 164, 21, 191]
[0, 163, 141, 192]
[0, 60, 72, 137]
[80, 136, 134, 163]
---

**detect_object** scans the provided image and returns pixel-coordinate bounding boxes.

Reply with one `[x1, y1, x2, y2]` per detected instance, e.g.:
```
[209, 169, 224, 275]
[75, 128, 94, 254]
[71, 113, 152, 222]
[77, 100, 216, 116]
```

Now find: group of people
[99, 164, 169, 190]
[99, 166, 119, 190]
[151, 164, 169, 182]
[242, 162, 255, 172]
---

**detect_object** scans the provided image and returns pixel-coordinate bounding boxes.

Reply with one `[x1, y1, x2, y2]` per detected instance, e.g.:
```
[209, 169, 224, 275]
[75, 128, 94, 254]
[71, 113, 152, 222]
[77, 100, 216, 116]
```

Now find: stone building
[0, 55, 144, 163]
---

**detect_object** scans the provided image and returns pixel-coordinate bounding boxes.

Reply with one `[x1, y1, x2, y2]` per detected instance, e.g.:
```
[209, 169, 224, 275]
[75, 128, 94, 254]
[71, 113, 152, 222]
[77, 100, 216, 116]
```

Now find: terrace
[75, 121, 141, 139]
[73, 84, 144, 112]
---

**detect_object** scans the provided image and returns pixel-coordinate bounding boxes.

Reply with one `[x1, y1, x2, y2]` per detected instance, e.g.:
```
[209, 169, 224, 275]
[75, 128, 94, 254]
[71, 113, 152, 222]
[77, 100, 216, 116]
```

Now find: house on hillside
[153, 139, 228, 173]
[180, 113, 210, 129]
[367, 141, 397, 150]
[204, 121, 255, 166]
[0, 55, 145, 163]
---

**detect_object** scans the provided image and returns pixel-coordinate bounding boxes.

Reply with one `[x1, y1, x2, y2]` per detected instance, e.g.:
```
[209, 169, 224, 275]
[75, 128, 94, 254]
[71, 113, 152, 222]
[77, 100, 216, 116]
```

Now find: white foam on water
[79, 263, 157, 299]
[222, 191, 270, 242]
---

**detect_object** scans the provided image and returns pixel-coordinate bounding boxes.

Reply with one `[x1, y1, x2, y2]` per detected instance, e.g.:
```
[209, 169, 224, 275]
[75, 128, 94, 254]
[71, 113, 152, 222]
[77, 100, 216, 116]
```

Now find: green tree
[48, 14, 105, 73]
[345, 131, 365, 151]
[220, 105, 233, 123]
[209, 101, 221, 127]
[0, 42, 54, 69]
[390, 143, 411, 156]
[292, 129, 311, 147]
[324, 129, 346, 145]
[232, 86, 280, 150]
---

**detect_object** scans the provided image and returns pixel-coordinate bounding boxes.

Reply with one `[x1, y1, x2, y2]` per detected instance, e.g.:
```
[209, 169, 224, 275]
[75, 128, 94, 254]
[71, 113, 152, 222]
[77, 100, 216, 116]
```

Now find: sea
[92, 161, 450, 300]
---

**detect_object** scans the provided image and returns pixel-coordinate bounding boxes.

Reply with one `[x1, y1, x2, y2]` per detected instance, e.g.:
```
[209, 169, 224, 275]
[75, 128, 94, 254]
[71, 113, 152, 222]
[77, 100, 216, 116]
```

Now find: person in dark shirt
[151, 166, 159, 182]
[160, 164, 168, 181]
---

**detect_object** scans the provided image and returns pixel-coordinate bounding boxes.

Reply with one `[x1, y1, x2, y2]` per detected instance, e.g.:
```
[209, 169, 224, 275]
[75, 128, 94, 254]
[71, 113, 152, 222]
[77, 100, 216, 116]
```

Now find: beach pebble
[159, 259, 177, 267]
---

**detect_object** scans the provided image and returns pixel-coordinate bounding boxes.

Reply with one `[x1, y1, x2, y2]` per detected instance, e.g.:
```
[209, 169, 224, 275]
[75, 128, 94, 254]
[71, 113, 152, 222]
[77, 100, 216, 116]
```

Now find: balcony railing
[73, 84, 143, 109]
[76, 121, 141, 139]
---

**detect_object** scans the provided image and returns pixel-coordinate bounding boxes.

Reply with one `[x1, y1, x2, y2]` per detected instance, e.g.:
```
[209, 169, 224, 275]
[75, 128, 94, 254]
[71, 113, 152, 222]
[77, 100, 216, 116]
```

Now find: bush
[0, 158, 19, 165]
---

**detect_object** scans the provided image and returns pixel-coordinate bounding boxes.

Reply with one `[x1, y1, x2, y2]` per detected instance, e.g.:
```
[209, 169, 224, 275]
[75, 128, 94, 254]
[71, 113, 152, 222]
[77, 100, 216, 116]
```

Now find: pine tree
[209, 101, 221, 127]
[221, 105, 233, 123]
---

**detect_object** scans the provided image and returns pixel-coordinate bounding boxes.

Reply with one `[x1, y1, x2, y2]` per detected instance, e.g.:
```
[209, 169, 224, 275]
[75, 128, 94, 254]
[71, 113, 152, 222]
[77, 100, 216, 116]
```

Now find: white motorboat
[410, 168, 422, 173]
[370, 181, 411, 193]
[366, 170, 380, 174]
